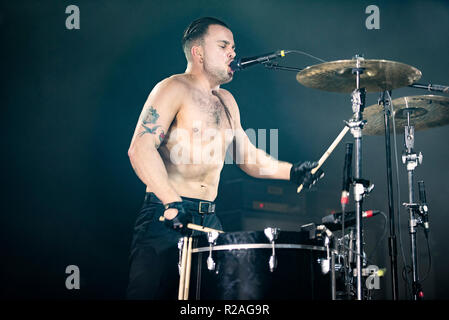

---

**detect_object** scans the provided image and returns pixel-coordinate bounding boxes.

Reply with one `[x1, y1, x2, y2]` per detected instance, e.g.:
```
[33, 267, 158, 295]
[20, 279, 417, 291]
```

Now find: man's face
[201, 24, 236, 85]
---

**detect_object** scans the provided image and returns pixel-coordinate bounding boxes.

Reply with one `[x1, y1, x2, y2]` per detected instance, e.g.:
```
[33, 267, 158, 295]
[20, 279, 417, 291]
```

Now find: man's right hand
[163, 202, 191, 233]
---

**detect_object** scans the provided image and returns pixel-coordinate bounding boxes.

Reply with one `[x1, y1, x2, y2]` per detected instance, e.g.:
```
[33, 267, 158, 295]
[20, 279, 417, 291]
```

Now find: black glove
[290, 161, 324, 189]
[163, 202, 192, 234]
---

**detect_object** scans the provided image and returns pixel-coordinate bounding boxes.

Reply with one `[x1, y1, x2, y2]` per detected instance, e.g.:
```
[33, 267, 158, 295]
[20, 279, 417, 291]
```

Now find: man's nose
[228, 49, 236, 59]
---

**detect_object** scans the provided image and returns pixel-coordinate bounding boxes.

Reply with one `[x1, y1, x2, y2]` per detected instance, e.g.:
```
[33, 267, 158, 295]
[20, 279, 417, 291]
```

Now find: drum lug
[264, 227, 280, 272]
[319, 235, 331, 274]
[207, 255, 216, 271]
[269, 255, 278, 272]
[264, 227, 280, 242]
[207, 231, 219, 271]
[177, 237, 184, 276]
[319, 258, 330, 275]
[208, 231, 219, 244]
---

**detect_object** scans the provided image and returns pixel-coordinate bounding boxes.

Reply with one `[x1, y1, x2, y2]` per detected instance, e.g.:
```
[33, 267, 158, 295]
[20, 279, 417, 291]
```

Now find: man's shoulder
[154, 74, 191, 92]
[217, 87, 239, 112]
[217, 87, 233, 98]
[145, 75, 191, 109]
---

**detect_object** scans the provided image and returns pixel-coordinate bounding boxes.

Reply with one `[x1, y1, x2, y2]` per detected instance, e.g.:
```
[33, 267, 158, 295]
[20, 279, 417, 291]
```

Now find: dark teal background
[1, 0, 448, 299]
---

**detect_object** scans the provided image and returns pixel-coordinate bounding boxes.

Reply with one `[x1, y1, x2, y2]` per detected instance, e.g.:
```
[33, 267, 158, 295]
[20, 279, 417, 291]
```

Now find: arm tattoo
[142, 105, 159, 124]
[137, 106, 165, 148]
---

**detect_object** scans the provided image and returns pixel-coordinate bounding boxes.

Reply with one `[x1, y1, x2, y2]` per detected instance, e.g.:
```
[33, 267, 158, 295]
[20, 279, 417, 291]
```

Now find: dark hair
[182, 17, 229, 60]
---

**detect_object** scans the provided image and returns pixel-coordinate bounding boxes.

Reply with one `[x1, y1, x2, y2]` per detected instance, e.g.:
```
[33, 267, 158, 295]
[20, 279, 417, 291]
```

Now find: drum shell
[189, 231, 331, 300]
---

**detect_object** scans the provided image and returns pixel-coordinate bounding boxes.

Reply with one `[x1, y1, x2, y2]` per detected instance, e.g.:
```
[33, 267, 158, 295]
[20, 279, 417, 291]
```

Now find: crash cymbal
[296, 59, 422, 93]
[363, 95, 449, 135]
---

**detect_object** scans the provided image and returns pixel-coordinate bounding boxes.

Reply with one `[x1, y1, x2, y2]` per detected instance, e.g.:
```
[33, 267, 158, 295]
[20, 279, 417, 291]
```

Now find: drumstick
[183, 236, 193, 300]
[178, 236, 188, 300]
[297, 126, 350, 193]
[158, 216, 224, 234]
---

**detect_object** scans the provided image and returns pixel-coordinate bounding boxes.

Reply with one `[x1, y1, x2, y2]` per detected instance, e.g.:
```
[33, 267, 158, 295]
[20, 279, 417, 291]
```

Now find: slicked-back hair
[182, 17, 229, 61]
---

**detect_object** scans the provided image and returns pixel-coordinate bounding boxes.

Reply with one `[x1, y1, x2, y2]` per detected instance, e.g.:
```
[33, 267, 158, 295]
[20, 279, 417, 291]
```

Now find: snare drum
[187, 229, 332, 300]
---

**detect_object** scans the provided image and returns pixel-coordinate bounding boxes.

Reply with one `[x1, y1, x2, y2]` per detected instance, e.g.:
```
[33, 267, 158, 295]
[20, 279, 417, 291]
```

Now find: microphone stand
[378, 91, 400, 300]
[263, 62, 303, 72]
[400, 82, 439, 299]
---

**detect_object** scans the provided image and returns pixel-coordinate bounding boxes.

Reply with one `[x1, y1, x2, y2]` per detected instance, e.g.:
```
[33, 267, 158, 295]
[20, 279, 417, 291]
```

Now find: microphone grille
[230, 59, 240, 72]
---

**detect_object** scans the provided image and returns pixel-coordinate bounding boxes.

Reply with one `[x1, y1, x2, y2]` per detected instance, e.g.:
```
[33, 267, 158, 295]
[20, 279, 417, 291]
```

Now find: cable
[389, 91, 414, 300]
[287, 49, 327, 63]
[419, 232, 432, 282]
[367, 211, 388, 260]
[340, 240, 376, 266]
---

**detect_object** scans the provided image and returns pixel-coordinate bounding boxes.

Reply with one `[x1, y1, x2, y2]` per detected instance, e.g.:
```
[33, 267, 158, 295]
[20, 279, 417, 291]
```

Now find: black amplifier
[215, 178, 314, 232]
[216, 178, 308, 215]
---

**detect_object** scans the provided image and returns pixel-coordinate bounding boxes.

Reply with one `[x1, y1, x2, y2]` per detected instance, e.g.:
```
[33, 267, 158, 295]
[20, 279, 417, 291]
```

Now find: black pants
[126, 192, 223, 300]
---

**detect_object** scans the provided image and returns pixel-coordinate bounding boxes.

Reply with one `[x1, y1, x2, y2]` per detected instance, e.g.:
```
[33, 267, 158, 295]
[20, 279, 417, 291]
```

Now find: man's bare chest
[161, 91, 233, 158]
[181, 89, 232, 129]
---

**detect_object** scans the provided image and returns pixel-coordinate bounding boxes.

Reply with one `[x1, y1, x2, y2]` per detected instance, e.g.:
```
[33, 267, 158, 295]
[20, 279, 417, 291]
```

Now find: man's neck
[185, 64, 220, 92]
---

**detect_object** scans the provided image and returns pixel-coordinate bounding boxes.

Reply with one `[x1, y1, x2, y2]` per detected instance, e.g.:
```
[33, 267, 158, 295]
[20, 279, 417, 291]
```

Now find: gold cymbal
[363, 95, 449, 135]
[296, 59, 422, 93]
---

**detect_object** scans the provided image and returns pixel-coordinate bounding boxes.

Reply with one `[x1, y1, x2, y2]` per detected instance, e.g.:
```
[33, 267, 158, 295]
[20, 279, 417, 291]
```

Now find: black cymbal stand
[401, 111, 425, 300]
[345, 56, 374, 300]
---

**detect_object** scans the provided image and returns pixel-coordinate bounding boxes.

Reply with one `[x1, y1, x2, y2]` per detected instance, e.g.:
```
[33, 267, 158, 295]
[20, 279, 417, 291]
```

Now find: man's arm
[127, 77, 183, 206]
[224, 91, 292, 180]
[227, 91, 323, 189]
[234, 127, 292, 179]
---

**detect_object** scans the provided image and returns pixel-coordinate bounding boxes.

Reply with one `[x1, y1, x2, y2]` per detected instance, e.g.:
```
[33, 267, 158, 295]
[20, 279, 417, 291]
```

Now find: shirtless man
[126, 17, 323, 299]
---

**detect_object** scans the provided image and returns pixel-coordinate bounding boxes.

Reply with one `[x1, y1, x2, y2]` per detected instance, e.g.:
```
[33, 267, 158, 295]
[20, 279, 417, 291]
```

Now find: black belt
[198, 201, 216, 214]
[145, 193, 216, 214]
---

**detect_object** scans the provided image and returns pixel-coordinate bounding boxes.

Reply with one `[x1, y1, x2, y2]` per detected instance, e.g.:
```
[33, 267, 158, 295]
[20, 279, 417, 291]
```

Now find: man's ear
[191, 45, 204, 63]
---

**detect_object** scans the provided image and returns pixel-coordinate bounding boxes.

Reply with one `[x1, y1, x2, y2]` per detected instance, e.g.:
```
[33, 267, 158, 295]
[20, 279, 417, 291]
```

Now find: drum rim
[192, 243, 327, 253]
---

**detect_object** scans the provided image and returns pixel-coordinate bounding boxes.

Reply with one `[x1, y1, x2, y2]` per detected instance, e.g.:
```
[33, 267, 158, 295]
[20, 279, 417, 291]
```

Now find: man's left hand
[290, 161, 325, 189]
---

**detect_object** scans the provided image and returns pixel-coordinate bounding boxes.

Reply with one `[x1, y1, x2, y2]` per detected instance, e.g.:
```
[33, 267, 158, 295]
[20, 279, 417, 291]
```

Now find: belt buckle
[199, 201, 215, 214]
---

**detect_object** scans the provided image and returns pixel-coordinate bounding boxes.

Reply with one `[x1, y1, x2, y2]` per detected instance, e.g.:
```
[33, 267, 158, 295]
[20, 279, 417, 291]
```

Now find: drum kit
[166, 55, 449, 300]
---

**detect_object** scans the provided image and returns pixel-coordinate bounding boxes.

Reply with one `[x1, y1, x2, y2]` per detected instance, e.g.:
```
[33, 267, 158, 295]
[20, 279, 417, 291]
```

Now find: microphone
[341, 143, 353, 211]
[427, 84, 449, 93]
[409, 83, 449, 93]
[230, 50, 288, 71]
[322, 210, 382, 231]
[418, 180, 429, 233]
